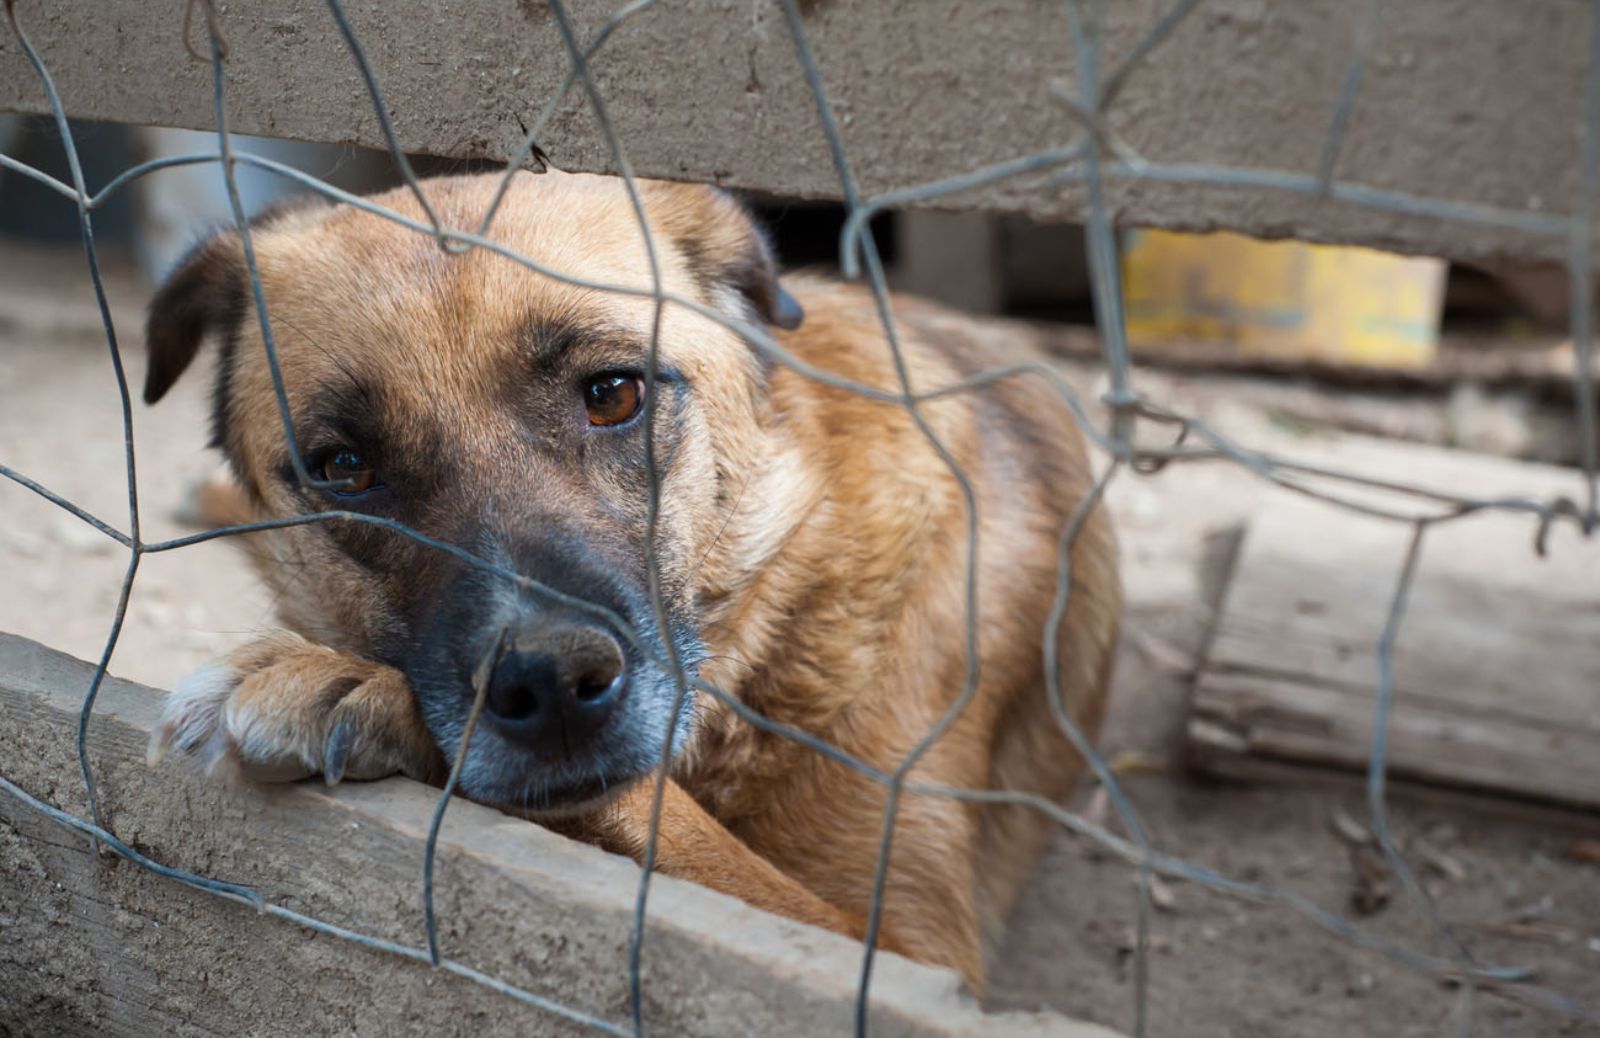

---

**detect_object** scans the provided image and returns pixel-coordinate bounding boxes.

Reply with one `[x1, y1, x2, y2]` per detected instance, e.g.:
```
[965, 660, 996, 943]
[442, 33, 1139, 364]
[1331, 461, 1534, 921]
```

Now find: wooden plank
[1188, 439, 1600, 810]
[1031, 320, 1584, 396]
[0, 1, 1589, 265]
[0, 633, 1113, 1038]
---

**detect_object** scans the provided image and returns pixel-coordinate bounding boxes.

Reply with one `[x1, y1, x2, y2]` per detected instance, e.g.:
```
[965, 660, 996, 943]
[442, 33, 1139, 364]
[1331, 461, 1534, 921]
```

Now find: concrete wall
[0, 0, 1589, 264]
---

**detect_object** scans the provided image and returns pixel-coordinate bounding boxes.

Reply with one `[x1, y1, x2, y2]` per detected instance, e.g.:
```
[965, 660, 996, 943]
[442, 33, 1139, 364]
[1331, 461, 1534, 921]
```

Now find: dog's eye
[321, 448, 378, 494]
[584, 373, 644, 427]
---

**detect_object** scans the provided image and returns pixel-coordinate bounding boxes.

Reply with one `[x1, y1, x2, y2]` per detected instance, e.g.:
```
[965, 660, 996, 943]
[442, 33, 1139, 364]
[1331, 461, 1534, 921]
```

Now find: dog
[142, 170, 1119, 992]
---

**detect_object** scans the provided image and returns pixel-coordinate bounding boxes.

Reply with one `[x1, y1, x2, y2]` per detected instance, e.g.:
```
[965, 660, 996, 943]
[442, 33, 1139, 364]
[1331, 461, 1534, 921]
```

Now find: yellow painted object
[1121, 229, 1446, 368]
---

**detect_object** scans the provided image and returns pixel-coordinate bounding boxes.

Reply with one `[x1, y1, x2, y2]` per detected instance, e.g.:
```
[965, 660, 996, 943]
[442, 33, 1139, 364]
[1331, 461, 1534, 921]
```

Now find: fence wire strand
[0, 0, 1597, 1035]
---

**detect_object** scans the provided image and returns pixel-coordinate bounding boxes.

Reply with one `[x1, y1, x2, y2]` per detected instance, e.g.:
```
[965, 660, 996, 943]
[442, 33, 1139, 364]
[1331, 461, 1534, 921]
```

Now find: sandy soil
[1, 243, 1596, 1036]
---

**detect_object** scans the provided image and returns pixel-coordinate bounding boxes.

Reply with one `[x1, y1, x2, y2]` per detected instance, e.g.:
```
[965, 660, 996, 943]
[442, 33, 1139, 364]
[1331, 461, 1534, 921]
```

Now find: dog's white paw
[148, 633, 441, 785]
[148, 660, 254, 773]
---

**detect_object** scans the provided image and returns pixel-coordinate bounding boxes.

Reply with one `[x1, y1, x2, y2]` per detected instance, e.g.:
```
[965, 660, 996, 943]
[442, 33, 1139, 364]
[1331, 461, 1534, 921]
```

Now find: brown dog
[142, 170, 1119, 992]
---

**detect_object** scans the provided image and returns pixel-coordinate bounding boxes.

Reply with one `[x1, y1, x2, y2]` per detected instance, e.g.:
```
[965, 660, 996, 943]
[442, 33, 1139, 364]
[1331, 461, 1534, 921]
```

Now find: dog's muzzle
[402, 520, 700, 813]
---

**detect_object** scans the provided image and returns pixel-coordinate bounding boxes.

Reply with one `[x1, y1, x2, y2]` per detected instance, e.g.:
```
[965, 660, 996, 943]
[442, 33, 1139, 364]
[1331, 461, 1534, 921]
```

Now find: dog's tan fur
[144, 171, 1118, 991]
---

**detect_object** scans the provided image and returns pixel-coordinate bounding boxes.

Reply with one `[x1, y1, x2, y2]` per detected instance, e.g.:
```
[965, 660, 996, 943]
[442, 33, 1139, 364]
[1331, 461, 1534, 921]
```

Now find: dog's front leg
[149, 632, 443, 785]
[573, 779, 913, 956]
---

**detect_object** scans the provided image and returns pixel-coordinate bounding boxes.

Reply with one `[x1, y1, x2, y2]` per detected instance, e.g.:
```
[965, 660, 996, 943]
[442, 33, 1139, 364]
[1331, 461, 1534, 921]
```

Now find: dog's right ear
[142, 231, 248, 406]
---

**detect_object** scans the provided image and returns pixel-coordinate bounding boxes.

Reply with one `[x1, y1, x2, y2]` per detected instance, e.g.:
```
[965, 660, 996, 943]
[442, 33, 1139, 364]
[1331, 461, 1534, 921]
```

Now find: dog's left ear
[649, 184, 804, 332]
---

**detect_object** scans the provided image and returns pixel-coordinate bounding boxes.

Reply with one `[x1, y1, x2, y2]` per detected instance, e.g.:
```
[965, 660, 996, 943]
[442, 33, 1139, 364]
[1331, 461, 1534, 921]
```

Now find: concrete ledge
[0, 632, 1116, 1037]
[0, 1, 1588, 264]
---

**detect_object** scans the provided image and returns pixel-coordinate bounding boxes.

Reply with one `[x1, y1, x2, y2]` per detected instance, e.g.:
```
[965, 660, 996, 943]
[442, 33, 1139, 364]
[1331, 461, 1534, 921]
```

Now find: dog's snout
[484, 616, 628, 752]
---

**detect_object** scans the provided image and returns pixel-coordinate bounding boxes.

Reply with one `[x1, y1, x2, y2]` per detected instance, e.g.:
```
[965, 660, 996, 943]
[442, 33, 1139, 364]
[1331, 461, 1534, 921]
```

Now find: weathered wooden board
[0, 1, 1591, 264]
[0, 633, 1112, 1038]
[1189, 438, 1600, 810]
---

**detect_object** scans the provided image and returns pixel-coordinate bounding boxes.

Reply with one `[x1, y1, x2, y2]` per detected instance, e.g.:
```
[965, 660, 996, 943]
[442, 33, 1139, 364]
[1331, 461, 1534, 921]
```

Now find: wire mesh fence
[0, 0, 1596, 1034]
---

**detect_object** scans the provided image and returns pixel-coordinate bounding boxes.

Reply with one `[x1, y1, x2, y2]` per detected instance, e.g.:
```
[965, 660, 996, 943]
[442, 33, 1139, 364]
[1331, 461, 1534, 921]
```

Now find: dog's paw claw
[146, 726, 171, 769]
[323, 717, 354, 786]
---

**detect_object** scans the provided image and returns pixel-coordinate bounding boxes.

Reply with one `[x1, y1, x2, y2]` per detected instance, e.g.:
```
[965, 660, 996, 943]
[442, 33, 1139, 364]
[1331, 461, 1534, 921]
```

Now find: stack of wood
[1188, 437, 1600, 811]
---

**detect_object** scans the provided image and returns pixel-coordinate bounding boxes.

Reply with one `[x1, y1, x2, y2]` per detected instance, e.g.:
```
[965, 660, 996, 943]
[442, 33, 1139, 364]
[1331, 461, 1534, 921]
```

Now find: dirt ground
[1, 243, 1597, 1037]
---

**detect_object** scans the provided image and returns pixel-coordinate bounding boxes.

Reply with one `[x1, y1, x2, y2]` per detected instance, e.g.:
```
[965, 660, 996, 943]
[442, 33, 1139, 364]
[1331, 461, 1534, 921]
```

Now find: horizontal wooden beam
[0, 1, 1590, 264]
[0, 632, 1114, 1037]
[1189, 438, 1600, 810]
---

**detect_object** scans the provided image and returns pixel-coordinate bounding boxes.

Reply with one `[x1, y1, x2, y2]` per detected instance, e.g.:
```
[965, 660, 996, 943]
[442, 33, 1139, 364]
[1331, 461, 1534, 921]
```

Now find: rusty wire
[0, 0, 1598, 1035]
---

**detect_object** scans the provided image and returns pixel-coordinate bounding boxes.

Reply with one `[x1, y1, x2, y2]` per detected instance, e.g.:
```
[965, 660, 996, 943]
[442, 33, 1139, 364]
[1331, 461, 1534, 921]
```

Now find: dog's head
[143, 171, 803, 813]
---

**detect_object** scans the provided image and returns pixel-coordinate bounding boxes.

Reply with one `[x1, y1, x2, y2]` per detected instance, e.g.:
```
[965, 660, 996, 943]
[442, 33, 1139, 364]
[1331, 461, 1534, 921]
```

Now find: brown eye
[321, 448, 378, 494]
[584, 373, 644, 426]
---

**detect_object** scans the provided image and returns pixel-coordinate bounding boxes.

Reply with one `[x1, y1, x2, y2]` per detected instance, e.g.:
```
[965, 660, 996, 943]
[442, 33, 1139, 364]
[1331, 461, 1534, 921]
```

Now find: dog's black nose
[484, 617, 627, 753]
